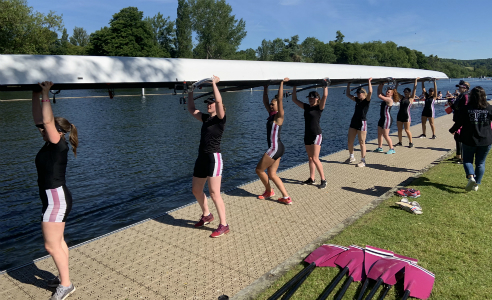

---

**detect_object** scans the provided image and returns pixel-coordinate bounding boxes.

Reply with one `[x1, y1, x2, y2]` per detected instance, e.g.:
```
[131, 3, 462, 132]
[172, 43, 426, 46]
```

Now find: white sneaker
[345, 157, 356, 163]
[356, 161, 366, 167]
[473, 184, 479, 191]
[465, 177, 476, 191]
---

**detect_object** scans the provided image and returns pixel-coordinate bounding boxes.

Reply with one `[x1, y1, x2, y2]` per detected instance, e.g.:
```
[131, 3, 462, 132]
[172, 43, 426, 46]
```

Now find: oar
[356, 246, 395, 300]
[267, 244, 348, 300]
[318, 245, 365, 300]
[401, 264, 435, 300]
[363, 257, 411, 300]
[376, 255, 418, 300]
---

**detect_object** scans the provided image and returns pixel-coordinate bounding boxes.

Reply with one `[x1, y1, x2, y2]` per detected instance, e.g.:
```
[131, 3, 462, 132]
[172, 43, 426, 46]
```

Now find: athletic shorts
[397, 112, 411, 123]
[266, 141, 285, 161]
[378, 116, 392, 129]
[422, 108, 434, 118]
[304, 134, 322, 146]
[193, 153, 223, 178]
[349, 119, 367, 132]
[40, 185, 72, 223]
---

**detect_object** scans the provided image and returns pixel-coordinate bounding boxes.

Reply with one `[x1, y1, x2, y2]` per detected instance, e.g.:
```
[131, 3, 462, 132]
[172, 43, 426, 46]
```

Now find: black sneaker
[318, 180, 327, 189]
[408, 143, 414, 148]
[394, 142, 403, 147]
[431, 135, 437, 139]
[418, 134, 426, 138]
[302, 178, 316, 185]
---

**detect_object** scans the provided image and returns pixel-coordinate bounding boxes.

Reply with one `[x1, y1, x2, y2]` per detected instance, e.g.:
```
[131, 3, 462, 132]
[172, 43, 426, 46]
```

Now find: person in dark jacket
[449, 86, 492, 191]
[449, 80, 470, 163]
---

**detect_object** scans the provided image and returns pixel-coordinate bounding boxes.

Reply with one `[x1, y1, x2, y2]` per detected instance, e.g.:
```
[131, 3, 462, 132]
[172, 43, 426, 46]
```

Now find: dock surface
[1, 113, 456, 300]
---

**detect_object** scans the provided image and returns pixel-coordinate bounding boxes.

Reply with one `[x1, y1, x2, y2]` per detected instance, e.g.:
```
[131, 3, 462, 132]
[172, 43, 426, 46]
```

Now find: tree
[256, 39, 271, 61]
[70, 26, 89, 47]
[301, 37, 323, 62]
[50, 27, 69, 55]
[189, 0, 247, 59]
[87, 7, 164, 57]
[335, 30, 344, 43]
[233, 48, 256, 60]
[176, 0, 193, 58]
[313, 43, 336, 64]
[145, 13, 175, 58]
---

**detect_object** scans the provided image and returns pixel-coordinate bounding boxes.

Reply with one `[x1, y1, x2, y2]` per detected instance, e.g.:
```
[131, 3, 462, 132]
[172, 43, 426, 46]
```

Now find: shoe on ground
[194, 213, 214, 228]
[258, 189, 275, 199]
[394, 142, 403, 147]
[430, 135, 437, 139]
[50, 284, 75, 300]
[210, 224, 230, 238]
[47, 276, 60, 288]
[473, 184, 479, 191]
[278, 197, 293, 205]
[408, 143, 414, 148]
[318, 180, 327, 189]
[373, 147, 384, 153]
[345, 157, 356, 163]
[356, 161, 366, 167]
[302, 178, 316, 185]
[465, 177, 476, 191]
[418, 134, 426, 138]
[385, 149, 396, 154]
[454, 160, 463, 164]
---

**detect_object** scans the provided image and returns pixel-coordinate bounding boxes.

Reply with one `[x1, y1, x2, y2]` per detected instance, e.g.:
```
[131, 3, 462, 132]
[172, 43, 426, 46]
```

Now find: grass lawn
[255, 156, 492, 300]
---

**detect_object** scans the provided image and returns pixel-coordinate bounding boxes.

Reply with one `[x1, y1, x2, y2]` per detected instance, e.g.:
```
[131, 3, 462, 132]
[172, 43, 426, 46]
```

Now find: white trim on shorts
[43, 186, 68, 222]
[212, 153, 223, 177]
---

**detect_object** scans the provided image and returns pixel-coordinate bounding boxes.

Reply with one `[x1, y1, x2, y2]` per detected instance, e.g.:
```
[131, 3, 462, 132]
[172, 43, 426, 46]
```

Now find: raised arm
[410, 77, 419, 103]
[345, 82, 356, 101]
[32, 91, 43, 125]
[212, 75, 225, 119]
[187, 89, 203, 121]
[432, 79, 438, 100]
[291, 86, 304, 108]
[39, 81, 61, 144]
[377, 83, 393, 105]
[263, 85, 271, 113]
[276, 78, 289, 123]
[421, 81, 426, 95]
[366, 77, 373, 101]
[319, 85, 328, 110]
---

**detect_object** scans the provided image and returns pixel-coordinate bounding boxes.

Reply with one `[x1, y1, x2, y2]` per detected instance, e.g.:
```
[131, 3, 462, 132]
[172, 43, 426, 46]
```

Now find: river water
[1, 79, 490, 271]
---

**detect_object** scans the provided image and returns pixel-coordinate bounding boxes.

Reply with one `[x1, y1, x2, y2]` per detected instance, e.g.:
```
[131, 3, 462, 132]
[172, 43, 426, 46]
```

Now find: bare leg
[192, 177, 209, 216]
[305, 145, 316, 180]
[377, 127, 383, 148]
[358, 130, 367, 158]
[267, 158, 289, 197]
[256, 153, 275, 192]
[397, 121, 403, 143]
[383, 128, 393, 149]
[347, 128, 357, 154]
[208, 176, 227, 226]
[42, 222, 70, 287]
[404, 122, 413, 143]
[421, 116, 427, 135]
[429, 118, 436, 136]
[306, 144, 325, 181]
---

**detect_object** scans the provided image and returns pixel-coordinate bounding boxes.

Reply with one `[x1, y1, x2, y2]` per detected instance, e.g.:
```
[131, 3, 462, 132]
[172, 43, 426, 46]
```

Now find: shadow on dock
[7, 263, 56, 292]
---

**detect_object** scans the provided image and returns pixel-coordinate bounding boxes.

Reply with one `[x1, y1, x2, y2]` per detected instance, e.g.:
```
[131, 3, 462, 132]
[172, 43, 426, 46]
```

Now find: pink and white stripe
[314, 134, 323, 146]
[266, 124, 280, 158]
[43, 187, 67, 222]
[212, 153, 223, 177]
[383, 106, 391, 129]
[361, 120, 367, 132]
[407, 103, 412, 123]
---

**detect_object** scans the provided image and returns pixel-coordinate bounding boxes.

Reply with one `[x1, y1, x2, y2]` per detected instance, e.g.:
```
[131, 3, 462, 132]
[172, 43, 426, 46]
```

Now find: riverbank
[1, 108, 461, 299]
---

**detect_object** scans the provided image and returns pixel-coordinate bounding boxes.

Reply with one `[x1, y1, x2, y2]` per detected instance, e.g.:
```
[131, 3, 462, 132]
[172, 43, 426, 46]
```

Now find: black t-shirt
[451, 93, 468, 122]
[199, 114, 226, 154]
[352, 97, 370, 121]
[35, 138, 69, 189]
[303, 103, 323, 135]
[450, 104, 492, 146]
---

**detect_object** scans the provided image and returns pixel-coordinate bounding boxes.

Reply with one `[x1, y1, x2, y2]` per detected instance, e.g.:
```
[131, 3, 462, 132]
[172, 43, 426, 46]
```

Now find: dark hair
[403, 88, 411, 93]
[468, 86, 488, 109]
[55, 117, 78, 157]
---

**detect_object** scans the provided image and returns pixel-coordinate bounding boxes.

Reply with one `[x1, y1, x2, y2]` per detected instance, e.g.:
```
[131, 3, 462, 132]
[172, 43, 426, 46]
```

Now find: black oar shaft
[267, 262, 316, 300]
[378, 284, 391, 300]
[334, 276, 354, 300]
[365, 278, 383, 300]
[356, 279, 370, 300]
[281, 266, 316, 300]
[401, 290, 411, 300]
[318, 267, 349, 300]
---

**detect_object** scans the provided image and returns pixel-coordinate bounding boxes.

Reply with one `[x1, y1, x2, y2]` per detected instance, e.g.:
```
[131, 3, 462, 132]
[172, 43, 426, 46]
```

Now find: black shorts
[422, 108, 435, 118]
[304, 134, 323, 146]
[350, 119, 367, 132]
[397, 112, 410, 123]
[193, 153, 223, 178]
[378, 116, 392, 129]
[40, 185, 72, 222]
[266, 141, 285, 160]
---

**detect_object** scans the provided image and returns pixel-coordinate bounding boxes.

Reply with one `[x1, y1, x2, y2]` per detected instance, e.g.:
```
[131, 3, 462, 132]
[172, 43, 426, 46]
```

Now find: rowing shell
[0, 55, 448, 92]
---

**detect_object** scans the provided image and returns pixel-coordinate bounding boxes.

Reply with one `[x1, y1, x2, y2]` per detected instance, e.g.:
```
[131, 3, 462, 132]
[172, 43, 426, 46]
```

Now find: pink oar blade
[334, 245, 365, 281]
[404, 264, 435, 299]
[304, 244, 348, 266]
[394, 253, 418, 264]
[364, 245, 394, 276]
[367, 257, 408, 285]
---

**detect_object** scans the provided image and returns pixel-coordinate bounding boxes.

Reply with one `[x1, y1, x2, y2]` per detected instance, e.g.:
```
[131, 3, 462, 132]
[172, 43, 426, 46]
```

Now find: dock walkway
[1, 113, 456, 300]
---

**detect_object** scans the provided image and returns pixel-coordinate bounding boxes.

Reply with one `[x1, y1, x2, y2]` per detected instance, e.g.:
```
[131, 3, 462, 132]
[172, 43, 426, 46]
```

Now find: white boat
[0, 55, 448, 91]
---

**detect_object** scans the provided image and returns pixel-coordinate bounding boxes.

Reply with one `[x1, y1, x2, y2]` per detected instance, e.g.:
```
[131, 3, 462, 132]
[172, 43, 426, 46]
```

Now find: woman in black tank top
[395, 78, 418, 148]
[418, 80, 438, 139]
[375, 82, 399, 154]
[187, 76, 230, 238]
[291, 81, 328, 188]
[32, 81, 78, 296]
[345, 78, 373, 167]
[255, 78, 292, 205]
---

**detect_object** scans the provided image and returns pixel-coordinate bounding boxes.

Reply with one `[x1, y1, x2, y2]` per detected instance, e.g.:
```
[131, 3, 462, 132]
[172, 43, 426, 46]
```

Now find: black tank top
[303, 103, 323, 135]
[424, 97, 435, 111]
[267, 114, 282, 148]
[352, 97, 370, 121]
[398, 98, 411, 116]
[35, 138, 69, 189]
[380, 101, 392, 119]
[199, 114, 226, 154]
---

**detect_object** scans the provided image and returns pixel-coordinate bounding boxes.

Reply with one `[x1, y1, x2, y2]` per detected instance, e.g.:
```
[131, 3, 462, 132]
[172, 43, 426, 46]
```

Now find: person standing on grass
[256, 79, 292, 205]
[374, 82, 399, 154]
[188, 75, 229, 238]
[345, 78, 373, 167]
[395, 78, 419, 148]
[32, 81, 78, 300]
[291, 81, 328, 188]
[449, 80, 470, 163]
[449, 86, 492, 192]
[417, 79, 438, 139]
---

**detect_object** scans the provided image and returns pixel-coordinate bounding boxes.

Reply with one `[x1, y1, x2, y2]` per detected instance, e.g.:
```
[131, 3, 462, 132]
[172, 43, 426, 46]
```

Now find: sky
[29, 0, 492, 60]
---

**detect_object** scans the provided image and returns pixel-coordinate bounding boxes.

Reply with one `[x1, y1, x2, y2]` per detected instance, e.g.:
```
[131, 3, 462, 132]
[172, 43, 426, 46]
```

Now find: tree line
[1, 0, 491, 78]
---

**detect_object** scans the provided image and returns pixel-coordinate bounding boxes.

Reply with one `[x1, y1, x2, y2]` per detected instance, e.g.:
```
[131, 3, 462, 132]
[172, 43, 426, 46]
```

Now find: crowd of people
[30, 77, 491, 300]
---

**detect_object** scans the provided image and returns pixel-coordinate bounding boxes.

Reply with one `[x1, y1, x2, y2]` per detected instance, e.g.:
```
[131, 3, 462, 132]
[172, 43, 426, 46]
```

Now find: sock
[350, 154, 354, 158]
[283, 196, 290, 199]
[361, 157, 366, 162]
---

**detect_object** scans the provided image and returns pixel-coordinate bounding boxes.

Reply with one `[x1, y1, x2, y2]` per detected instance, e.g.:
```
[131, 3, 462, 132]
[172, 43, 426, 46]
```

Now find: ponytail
[69, 123, 78, 157]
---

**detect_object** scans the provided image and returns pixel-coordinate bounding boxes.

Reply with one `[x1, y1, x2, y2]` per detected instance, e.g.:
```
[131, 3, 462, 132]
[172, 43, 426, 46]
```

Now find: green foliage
[189, 0, 247, 59]
[176, 0, 193, 58]
[145, 13, 175, 58]
[87, 7, 164, 57]
[335, 30, 344, 43]
[233, 48, 256, 60]
[70, 26, 89, 47]
[256, 35, 304, 62]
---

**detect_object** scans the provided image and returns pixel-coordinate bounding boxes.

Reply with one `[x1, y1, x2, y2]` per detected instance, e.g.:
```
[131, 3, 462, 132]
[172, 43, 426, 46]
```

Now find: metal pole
[141, 88, 145, 96]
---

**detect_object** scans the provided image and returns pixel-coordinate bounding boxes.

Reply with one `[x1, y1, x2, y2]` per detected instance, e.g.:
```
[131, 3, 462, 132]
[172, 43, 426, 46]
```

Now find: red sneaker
[258, 189, 275, 199]
[278, 197, 292, 205]
[194, 213, 214, 228]
[210, 224, 230, 238]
